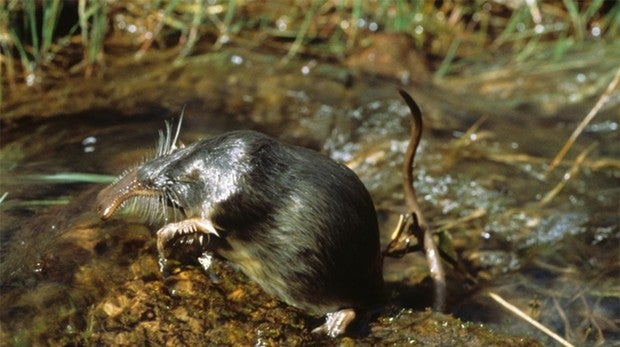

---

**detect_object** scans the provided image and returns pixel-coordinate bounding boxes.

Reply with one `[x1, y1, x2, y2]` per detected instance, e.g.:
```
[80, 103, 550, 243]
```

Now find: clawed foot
[156, 217, 220, 274]
[311, 309, 356, 338]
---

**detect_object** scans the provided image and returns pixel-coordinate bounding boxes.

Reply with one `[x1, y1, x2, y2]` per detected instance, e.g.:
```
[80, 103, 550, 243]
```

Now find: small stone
[172, 307, 189, 322]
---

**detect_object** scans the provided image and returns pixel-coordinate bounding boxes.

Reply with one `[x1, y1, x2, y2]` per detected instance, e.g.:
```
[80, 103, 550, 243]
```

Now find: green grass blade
[435, 37, 461, 78]
[562, 0, 584, 41]
[4, 173, 116, 184]
[9, 27, 34, 75]
[24, 0, 40, 63]
[41, 0, 63, 59]
[283, 0, 324, 63]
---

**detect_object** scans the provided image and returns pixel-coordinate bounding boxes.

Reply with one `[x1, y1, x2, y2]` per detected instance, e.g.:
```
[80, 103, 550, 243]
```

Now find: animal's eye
[142, 177, 156, 188]
[177, 169, 200, 183]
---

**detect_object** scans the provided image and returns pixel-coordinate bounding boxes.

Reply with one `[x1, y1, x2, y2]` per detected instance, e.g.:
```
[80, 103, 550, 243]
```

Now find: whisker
[169, 108, 185, 154]
[164, 121, 172, 155]
[154, 109, 185, 158]
[159, 194, 167, 223]
[168, 188, 184, 221]
[157, 129, 165, 157]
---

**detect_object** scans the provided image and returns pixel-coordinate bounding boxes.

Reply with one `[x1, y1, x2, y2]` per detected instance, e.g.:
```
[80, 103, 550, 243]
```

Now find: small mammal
[96, 90, 431, 336]
[97, 116, 384, 337]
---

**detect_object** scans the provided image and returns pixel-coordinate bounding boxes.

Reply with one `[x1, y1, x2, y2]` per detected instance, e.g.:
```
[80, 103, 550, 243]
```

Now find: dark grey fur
[128, 130, 384, 316]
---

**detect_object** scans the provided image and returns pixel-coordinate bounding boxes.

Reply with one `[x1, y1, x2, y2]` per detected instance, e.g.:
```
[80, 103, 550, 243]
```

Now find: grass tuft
[1, 0, 618, 93]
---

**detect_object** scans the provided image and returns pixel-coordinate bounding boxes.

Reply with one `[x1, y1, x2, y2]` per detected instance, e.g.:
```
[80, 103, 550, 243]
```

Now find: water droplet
[230, 55, 243, 65]
[587, 120, 618, 133]
[26, 73, 36, 86]
[575, 73, 586, 83]
[219, 34, 230, 44]
[34, 261, 44, 273]
[534, 24, 544, 34]
[116, 16, 126, 30]
[276, 17, 288, 31]
[82, 136, 97, 145]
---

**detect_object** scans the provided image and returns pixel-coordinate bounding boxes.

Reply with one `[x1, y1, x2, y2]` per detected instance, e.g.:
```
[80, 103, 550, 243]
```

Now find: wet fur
[97, 125, 384, 316]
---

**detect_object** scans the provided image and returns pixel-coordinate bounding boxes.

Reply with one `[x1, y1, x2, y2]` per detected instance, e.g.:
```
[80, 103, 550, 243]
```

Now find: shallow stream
[1, 46, 618, 345]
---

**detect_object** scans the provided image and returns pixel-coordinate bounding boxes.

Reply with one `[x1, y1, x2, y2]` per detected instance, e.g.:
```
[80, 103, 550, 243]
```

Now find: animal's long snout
[96, 169, 150, 220]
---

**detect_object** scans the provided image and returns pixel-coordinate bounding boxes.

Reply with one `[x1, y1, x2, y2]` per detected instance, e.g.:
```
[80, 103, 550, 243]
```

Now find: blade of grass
[281, 0, 323, 64]
[2, 173, 115, 184]
[489, 292, 575, 347]
[24, 0, 40, 64]
[605, 4, 619, 36]
[8, 27, 35, 78]
[552, 34, 573, 61]
[222, 0, 237, 35]
[89, 1, 107, 74]
[179, 0, 206, 58]
[78, 0, 107, 76]
[347, 0, 362, 48]
[435, 37, 461, 78]
[136, 0, 181, 59]
[0, 42, 12, 100]
[206, 0, 237, 50]
[515, 31, 541, 63]
[41, 0, 62, 61]
[2, 198, 71, 208]
[491, 5, 529, 50]
[540, 143, 597, 206]
[582, 0, 604, 23]
[1, 3, 16, 90]
[394, 0, 411, 31]
[562, 0, 584, 41]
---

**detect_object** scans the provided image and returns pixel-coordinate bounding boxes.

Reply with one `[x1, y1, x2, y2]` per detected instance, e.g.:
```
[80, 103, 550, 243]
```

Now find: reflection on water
[1, 61, 618, 345]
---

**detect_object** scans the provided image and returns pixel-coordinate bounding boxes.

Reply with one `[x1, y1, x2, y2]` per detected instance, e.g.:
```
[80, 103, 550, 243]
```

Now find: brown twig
[545, 68, 620, 175]
[540, 143, 597, 205]
[489, 292, 575, 347]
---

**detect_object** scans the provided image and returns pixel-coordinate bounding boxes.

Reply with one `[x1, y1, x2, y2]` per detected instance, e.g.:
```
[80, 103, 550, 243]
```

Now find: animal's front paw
[311, 309, 356, 338]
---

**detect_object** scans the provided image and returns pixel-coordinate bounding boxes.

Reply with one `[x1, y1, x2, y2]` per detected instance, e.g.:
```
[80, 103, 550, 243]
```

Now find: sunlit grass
[18, 172, 115, 184]
[1, 0, 617, 91]
[0, 172, 114, 210]
[77, 0, 107, 77]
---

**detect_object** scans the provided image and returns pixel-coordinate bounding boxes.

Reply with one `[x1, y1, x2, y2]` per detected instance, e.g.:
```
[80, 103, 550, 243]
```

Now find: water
[1, 51, 618, 345]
